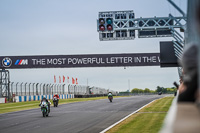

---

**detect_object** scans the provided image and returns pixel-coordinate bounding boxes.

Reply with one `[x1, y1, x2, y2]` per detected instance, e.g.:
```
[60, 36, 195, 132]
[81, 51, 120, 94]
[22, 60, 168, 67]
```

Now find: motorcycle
[40, 101, 49, 117]
[53, 97, 58, 107]
[108, 96, 113, 102]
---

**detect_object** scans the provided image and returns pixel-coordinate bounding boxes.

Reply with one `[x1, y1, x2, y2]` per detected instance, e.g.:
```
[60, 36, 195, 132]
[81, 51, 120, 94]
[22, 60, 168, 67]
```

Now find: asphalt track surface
[0, 95, 166, 133]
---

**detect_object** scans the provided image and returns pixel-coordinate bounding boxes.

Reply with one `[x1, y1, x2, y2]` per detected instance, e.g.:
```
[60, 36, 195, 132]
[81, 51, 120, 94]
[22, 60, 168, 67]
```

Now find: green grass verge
[0, 96, 124, 114]
[106, 96, 174, 133]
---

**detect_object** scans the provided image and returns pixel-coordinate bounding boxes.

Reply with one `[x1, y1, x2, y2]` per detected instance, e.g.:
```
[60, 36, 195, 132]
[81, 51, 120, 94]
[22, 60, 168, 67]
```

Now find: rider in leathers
[53, 93, 60, 101]
[39, 96, 51, 113]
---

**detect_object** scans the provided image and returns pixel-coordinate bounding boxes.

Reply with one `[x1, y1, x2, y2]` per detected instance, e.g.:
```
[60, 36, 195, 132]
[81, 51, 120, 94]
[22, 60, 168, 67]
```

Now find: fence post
[25, 82, 28, 96]
[46, 84, 48, 95]
[52, 84, 54, 95]
[16, 82, 19, 96]
[60, 85, 62, 94]
[68, 84, 70, 94]
[20, 82, 23, 96]
[43, 84, 46, 95]
[40, 83, 43, 95]
[36, 83, 39, 95]
[11, 82, 14, 96]
[63, 84, 65, 94]
[32, 83, 35, 96]
[56, 84, 58, 94]
[29, 83, 31, 96]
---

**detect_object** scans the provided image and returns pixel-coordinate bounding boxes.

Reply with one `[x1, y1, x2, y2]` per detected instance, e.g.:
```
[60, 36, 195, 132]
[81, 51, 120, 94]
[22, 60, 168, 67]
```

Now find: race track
[0, 95, 165, 133]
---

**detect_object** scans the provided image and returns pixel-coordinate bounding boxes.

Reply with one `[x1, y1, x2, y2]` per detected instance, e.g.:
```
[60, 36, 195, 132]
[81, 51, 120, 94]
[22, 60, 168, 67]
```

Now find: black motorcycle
[53, 97, 58, 107]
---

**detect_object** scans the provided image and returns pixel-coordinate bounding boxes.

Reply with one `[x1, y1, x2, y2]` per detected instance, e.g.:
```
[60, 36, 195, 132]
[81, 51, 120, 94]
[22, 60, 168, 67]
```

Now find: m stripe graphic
[15, 60, 20, 65]
[15, 59, 28, 65]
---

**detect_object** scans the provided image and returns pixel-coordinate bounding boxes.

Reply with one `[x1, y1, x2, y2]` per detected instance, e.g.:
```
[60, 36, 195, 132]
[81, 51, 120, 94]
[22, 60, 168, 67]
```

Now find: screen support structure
[0, 69, 10, 101]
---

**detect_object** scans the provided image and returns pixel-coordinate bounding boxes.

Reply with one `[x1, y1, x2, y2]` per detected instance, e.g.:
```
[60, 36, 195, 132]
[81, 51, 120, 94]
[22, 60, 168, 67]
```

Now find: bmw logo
[2, 57, 12, 67]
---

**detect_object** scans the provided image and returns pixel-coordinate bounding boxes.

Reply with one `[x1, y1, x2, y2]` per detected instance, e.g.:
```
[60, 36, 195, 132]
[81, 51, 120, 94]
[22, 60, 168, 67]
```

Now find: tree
[131, 88, 139, 93]
[166, 88, 175, 93]
[138, 89, 144, 93]
[144, 88, 151, 93]
[150, 90, 155, 93]
[162, 88, 167, 93]
[156, 86, 162, 92]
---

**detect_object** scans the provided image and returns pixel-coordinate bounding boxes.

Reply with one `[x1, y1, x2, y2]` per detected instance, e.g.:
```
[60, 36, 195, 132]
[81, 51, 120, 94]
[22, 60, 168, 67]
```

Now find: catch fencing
[10, 82, 66, 96]
[9, 82, 110, 97]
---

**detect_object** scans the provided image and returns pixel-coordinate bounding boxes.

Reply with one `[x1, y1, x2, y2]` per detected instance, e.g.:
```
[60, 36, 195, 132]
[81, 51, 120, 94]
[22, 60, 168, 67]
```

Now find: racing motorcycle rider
[108, 92, 113, 97]
[39, 96, 51, 113]
[53, 93, 60, 102]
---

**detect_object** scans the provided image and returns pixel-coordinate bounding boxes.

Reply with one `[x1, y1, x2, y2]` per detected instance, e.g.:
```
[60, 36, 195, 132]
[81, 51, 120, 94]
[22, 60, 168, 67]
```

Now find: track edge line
[99, 99, 157, 133]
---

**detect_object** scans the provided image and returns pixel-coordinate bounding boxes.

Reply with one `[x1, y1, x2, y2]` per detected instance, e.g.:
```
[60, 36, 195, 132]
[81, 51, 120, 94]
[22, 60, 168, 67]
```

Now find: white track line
[100, 99, 156, 133]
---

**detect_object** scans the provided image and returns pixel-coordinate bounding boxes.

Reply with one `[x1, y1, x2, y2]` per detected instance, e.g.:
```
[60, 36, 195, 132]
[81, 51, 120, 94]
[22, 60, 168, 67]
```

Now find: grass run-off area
[0, 96, 124, 114]
[107, 96, 174, 133]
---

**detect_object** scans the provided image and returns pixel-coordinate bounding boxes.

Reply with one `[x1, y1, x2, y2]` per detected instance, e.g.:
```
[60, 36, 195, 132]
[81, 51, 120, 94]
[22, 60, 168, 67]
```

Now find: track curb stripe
[100, 99, 156, 133]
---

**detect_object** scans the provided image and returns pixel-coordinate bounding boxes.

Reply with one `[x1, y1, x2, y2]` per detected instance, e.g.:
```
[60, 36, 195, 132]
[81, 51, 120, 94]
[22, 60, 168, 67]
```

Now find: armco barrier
[14, 94, 74, 102]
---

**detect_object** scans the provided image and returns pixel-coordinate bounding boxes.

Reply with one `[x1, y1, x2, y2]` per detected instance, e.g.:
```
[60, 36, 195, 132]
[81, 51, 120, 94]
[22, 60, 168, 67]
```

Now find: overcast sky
[0, 0, 187, 92]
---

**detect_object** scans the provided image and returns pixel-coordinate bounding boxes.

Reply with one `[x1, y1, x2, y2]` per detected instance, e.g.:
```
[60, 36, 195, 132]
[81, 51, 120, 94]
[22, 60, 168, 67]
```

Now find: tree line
[131, 86, 176, 94]
[119, 86, 176, 94]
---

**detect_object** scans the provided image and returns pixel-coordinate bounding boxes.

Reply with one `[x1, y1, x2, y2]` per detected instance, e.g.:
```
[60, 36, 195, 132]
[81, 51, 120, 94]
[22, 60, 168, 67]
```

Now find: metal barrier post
[20, 82, 23, 96]
[29, 83, 31, 96]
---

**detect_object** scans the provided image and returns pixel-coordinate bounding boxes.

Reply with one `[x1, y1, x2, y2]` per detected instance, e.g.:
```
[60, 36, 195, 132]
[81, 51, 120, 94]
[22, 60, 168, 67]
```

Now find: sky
[0, 0, 187, 92]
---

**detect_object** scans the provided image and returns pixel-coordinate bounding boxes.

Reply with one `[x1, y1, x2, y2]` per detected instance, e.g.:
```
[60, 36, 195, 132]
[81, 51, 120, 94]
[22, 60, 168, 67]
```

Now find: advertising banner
[0, 53, 160, 69]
